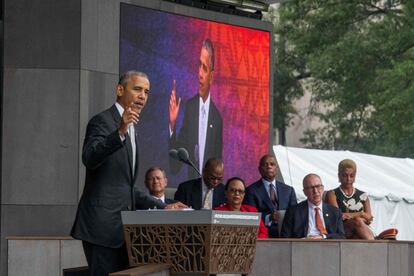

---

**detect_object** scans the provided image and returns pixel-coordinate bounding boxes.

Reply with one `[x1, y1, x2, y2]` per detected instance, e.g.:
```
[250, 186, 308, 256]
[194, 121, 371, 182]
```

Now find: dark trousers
[82, 241, 129, 276]
[268, 224, 280, 238]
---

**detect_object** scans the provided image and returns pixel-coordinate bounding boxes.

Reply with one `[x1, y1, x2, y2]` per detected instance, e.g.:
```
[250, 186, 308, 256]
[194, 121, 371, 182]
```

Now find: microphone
[177, 148, 191, 164]
[169, 149, 179, 160]
[173, 147, 201, 176]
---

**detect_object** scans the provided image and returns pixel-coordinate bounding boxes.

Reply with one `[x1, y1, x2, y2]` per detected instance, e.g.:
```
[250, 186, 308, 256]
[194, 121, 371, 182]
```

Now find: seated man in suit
[174, 158, 226, 209]
[281, 173, 345, 239]
[244, 154, 297, 238]
[145, 166, 176, 204]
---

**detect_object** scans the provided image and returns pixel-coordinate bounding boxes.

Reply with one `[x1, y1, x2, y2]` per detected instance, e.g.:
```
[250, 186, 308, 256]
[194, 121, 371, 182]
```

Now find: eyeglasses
[304, 184, 324, 191]
[228, 188, 245, 195]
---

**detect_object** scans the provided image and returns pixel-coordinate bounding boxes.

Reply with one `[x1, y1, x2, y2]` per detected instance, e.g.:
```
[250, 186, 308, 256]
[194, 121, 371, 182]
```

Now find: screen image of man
[71, 71, 184, 275]
[280, 173, 345, 239]
[169, 38, 223, 179]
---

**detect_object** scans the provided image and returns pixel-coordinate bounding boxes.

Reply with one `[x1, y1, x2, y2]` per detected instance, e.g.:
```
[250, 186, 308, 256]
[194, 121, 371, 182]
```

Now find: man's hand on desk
[165, 202, 188, 209]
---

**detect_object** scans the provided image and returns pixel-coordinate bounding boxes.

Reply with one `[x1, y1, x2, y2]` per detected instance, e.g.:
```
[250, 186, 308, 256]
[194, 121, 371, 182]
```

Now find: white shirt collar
[152, 195, 165, 203]
[261, 178, 276, 192]
[307, 200, 323, 211]
[199, 93, 211, 114]
[115, 102, 124, 117]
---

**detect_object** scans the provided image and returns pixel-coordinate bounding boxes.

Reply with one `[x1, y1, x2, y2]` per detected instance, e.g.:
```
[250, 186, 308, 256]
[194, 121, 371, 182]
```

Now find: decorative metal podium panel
[121, 210, 260, 274]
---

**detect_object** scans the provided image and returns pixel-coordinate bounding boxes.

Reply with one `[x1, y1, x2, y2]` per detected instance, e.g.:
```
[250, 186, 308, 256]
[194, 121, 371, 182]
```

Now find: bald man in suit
[281, 173, 345, 239]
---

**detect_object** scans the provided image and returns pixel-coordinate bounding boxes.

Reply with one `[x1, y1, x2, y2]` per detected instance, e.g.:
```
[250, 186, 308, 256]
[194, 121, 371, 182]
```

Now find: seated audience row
[144, 155, 374, 240]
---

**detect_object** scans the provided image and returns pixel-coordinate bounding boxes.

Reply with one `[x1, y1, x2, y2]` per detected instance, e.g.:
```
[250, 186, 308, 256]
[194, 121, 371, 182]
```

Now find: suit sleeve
[174, 184, 187, 205]
[134, 189, 166, 210]
[326, 208, 346, 239]
[215, 110, 223, 160]
[244, 188, 270, 224]
[168, 100, 193, 175]
[243, 187, 256, 207]
[82, 115, 124, 170]
[280, 206, 294, 238]
[289, 187, 298, 207]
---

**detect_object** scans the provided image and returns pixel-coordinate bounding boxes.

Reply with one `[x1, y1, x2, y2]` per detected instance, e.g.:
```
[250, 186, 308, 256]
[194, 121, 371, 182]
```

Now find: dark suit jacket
[280, 200, 345, 239]
[174, 178, 226, 210]
[244, 179, 297, 238]
[71, 104, 166, 248]
[169, 94, 223, 179]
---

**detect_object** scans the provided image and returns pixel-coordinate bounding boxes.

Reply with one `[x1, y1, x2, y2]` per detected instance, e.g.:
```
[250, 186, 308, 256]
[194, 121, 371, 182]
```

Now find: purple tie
[269, 184, 277, 205]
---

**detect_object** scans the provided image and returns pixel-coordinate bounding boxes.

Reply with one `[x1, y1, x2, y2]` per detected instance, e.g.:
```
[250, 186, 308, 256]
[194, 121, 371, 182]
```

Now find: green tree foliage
[269, 0, 414, 157]
[263, 6, 307, 144]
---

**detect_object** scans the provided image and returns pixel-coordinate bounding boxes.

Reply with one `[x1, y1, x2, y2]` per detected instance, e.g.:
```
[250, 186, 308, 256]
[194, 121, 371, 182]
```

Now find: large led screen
[120, 3, 270, 187]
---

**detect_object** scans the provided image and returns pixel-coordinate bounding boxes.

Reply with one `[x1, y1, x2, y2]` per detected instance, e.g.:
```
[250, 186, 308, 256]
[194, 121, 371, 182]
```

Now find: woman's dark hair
[225, 177, 246, 190]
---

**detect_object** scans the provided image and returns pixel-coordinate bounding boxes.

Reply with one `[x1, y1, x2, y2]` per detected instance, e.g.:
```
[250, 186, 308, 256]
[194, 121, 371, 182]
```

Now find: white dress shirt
[198, 94, 210, 173]
[152, 195, 165, 203]
[307, 201, 326, 237]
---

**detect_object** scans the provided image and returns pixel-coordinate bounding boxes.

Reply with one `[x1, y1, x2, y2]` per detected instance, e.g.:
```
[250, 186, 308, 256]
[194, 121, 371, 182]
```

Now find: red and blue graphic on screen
[120, 4, 270, 187]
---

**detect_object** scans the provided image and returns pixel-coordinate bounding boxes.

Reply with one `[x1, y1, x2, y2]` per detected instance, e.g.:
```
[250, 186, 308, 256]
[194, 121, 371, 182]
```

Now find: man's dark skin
[259, 155, 280, 223]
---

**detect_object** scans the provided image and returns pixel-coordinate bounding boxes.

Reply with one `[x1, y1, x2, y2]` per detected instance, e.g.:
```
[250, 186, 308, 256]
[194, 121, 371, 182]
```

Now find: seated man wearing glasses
[281, 173, 345, 239]
[214, 177, 268, 238]
[174, 158, 226, 210]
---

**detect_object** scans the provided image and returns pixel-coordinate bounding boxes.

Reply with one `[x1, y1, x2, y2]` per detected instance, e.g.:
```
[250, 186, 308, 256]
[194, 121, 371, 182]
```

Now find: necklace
[339, 186, 355, 199]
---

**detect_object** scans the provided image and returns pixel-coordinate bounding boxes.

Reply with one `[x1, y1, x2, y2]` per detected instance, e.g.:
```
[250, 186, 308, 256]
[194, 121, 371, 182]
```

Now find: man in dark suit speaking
[169, 39, 223, 179]
[244, 154, 297, 238]
[71, 71, 185, 275]
[281, 173, 345, 239]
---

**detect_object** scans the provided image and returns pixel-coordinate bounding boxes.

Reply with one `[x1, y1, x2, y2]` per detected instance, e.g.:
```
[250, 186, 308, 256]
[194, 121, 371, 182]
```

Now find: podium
[121, 210, 260, 275]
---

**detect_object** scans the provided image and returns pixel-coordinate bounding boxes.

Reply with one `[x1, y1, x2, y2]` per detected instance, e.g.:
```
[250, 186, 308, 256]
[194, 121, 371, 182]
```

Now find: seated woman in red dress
[214, 177, 268, 238]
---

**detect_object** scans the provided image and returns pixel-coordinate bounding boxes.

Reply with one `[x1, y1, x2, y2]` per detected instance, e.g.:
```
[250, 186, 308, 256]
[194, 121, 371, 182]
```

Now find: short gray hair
[145, 166, 167, 181]
[118, 71, 149, 87]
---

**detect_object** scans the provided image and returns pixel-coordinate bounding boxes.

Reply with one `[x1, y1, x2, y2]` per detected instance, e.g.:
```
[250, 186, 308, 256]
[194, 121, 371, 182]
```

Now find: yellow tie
[203, 189, 212, 209]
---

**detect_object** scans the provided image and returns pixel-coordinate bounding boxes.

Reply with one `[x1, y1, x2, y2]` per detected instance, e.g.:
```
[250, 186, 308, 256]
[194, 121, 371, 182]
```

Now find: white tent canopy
[273, 145, 414, 241]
